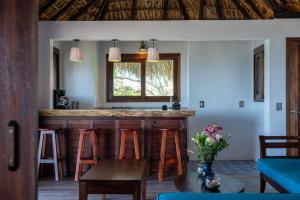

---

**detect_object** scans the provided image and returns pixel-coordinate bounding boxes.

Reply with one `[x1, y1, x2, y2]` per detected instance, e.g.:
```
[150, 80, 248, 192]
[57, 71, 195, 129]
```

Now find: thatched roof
[39, 0, 300, 20]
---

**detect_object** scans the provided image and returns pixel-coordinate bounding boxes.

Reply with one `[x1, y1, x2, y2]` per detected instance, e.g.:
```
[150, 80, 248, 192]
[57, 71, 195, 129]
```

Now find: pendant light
[69, 39, 83, 62]
[139, 41, 147, 53]
[108, 39, 121, 62]
[147, 39, 159, 62]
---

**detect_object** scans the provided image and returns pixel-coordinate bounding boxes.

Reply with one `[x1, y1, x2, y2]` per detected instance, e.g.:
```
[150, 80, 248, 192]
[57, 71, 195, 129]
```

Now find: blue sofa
[257, 158, 300, 193]
[157, 193, 300, 200]
[258, 135, 300, 193]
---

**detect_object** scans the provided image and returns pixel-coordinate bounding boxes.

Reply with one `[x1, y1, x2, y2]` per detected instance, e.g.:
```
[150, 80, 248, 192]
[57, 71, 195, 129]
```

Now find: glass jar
[205, 174, 221, 190]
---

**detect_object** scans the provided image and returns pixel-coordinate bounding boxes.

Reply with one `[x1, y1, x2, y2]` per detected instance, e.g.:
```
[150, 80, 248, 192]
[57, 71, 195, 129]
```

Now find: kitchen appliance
[56, 96, 69, 109]
[53, 90, 69, 109]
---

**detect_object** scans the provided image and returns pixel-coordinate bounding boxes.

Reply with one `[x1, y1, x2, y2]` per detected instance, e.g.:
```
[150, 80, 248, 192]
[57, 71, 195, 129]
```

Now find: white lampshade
[147, 47, 159, 62]
[69, 47, 83, 62]
[108, 47, 121, 62]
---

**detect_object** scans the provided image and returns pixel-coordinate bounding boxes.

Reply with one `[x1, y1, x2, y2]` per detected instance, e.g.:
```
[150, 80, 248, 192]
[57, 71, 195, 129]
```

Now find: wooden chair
[119, 128, 140, 160]
[158, 129, 183, 182]
[37, 129, 63, 181]
[75, 129, 99, 181]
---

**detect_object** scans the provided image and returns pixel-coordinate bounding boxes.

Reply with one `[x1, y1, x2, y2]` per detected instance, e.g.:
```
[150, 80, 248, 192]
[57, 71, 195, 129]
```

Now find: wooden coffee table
[79, 159, 147, 200]
[174, 172, 245, 193]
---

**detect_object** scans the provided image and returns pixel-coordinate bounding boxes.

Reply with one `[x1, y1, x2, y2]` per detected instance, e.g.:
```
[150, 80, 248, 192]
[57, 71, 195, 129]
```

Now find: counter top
[39, 108, 195, 118]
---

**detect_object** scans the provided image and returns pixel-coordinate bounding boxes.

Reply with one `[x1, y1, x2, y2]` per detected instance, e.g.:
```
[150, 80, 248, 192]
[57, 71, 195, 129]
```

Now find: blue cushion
[257, 159, 300, 193]
[157, 193, 300, 200]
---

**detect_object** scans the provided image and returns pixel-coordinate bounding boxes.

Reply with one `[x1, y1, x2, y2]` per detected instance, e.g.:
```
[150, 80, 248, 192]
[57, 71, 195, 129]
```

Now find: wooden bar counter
[39, 108, 195, 177]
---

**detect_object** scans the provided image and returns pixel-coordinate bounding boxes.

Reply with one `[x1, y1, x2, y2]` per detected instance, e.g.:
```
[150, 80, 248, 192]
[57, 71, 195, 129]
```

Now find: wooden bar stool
[75, 128, 99, 181]
[37, 129, 63, 181]
[158, 129, 183, 182]
[119, 129, 140, 160]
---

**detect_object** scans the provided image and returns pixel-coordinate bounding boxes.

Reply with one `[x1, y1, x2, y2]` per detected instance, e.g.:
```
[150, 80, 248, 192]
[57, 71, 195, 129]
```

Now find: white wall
[188, 41, 255, 160]
[53, 39, 259, 160]
[39, 20, 300, 160]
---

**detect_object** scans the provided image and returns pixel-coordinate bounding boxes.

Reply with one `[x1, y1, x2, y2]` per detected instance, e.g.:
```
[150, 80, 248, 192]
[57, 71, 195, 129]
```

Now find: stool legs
[52, 132, 59, 181]
[158, 131, 167, 182]
[174, 131, 183, 176]
[75, 132, 84, 181]
[75, 130, 99, 181]
[37, 132, 44, 176]
[119, 130, 126, 160]
[158, 130, 183, 182]
[133, 130, 140, 160]
[37, 130, 63, 181]
[119, 130, 140, 160]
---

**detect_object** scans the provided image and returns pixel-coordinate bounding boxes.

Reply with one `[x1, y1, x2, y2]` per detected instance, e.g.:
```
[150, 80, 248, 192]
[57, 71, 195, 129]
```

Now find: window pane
[113, 62, 141, 96]
[146, 60, 174, 96]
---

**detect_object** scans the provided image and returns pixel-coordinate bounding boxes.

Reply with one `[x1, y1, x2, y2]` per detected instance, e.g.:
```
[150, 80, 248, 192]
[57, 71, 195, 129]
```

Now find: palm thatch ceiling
[39, 0, 300, 21]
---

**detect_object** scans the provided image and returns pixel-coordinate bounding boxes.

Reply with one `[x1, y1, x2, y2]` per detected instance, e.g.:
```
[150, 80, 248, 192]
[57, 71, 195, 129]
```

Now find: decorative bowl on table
[205, 174, 221, 190]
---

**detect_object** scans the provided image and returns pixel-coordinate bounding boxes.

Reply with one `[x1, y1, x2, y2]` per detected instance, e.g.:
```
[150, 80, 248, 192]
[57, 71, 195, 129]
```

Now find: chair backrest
[259, 135, 300, 159]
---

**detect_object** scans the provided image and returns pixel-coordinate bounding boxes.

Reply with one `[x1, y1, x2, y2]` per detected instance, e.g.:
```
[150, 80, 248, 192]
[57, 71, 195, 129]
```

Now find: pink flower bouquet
[192, 124, 229, 164]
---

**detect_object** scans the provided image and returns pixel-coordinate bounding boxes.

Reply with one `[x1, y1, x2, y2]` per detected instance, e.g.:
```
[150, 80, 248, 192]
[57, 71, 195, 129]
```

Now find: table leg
[133, 186, 141, 200]
[79, 182, 87, 200]
[142, 179, 146, 200]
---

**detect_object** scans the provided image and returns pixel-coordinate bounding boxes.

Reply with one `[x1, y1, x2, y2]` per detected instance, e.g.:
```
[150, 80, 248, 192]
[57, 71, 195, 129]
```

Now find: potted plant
[192, 124, 229, 178]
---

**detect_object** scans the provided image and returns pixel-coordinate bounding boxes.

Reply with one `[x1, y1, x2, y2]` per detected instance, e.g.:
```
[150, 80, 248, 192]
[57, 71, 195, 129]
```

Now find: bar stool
[158, 129, 183, 182]
[75, 128, 99, 181]
[119, 128, 140, 160]
[37, 129, 63, 181]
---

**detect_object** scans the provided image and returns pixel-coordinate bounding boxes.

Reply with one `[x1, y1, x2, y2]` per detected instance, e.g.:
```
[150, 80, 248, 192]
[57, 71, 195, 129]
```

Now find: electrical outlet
[200, 101, 205, 108]
[239, 101, 244, 108]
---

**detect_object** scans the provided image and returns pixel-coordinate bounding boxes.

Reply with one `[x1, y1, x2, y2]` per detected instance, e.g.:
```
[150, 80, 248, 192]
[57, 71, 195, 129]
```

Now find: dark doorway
[53, 47, 60, 90]
[286, 38, 300, 156]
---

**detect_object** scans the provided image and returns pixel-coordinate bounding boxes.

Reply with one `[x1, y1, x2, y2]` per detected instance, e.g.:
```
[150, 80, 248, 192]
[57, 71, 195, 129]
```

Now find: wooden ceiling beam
[275, 11, 300, 18]
[244, 0, 265, 19]
[199, 0, 205, 20]
[163, 0, 169, 20]
[96, 0, 110, 20]
[50, 0, 75, 20]
[177, 0, 190, 20]
[215, 0, 224, 20]
[265, 0, 282, 13]
[69, 0, 97, 20]
[131, 0, 137, 20]
[231, 0, 251, 19]
[39, 0, 56, 16]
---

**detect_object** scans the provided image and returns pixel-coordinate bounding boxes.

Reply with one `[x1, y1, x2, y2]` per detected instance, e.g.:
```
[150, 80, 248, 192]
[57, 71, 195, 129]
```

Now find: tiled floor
[38, 160, 277, 200]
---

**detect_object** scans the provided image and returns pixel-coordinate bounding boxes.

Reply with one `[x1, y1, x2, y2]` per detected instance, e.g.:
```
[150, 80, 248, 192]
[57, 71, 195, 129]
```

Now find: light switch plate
[239, 101, 244, 108]
[276, 103, 282, 111]
[200, 101, 205, 108]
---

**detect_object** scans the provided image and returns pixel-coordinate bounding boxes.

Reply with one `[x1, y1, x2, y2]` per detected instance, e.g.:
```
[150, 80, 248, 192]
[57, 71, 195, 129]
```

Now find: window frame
[106, 53, 180, 102]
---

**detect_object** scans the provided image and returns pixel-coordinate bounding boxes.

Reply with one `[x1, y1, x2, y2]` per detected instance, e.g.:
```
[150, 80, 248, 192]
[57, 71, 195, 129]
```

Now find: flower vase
[197, 162, 214, 178]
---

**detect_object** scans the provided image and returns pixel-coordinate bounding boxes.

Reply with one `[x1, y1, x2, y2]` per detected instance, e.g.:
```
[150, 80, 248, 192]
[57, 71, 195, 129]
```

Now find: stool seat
[158, 128, 183, 182]
[75, 129, 99, 181]
[37, 129, 63, 181]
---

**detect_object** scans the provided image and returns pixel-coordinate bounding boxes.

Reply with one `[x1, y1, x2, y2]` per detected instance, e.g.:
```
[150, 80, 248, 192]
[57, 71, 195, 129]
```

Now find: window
[107, 54, 180, 102]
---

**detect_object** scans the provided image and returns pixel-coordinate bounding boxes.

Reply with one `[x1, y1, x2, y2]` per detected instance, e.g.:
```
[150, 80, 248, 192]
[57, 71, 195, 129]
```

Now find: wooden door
[287, 38, 300, 156]
[0, 0, 37, 199]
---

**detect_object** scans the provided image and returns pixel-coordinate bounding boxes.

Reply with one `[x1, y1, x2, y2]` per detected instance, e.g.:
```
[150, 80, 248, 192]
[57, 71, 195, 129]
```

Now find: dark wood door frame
[0, 0, 37, 199]
[286, 38, 300, 156]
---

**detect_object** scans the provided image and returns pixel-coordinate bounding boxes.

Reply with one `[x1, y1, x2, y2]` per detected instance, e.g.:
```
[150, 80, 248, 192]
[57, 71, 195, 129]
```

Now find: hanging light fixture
[108, 39, 121, 62]
[69, 39, 83, 62]
[147, 39, 159, 62]
[139, 41, 147, 53]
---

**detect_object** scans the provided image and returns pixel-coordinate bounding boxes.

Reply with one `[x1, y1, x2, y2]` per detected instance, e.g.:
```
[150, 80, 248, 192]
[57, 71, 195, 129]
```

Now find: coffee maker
[53, 90, 69, 109]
